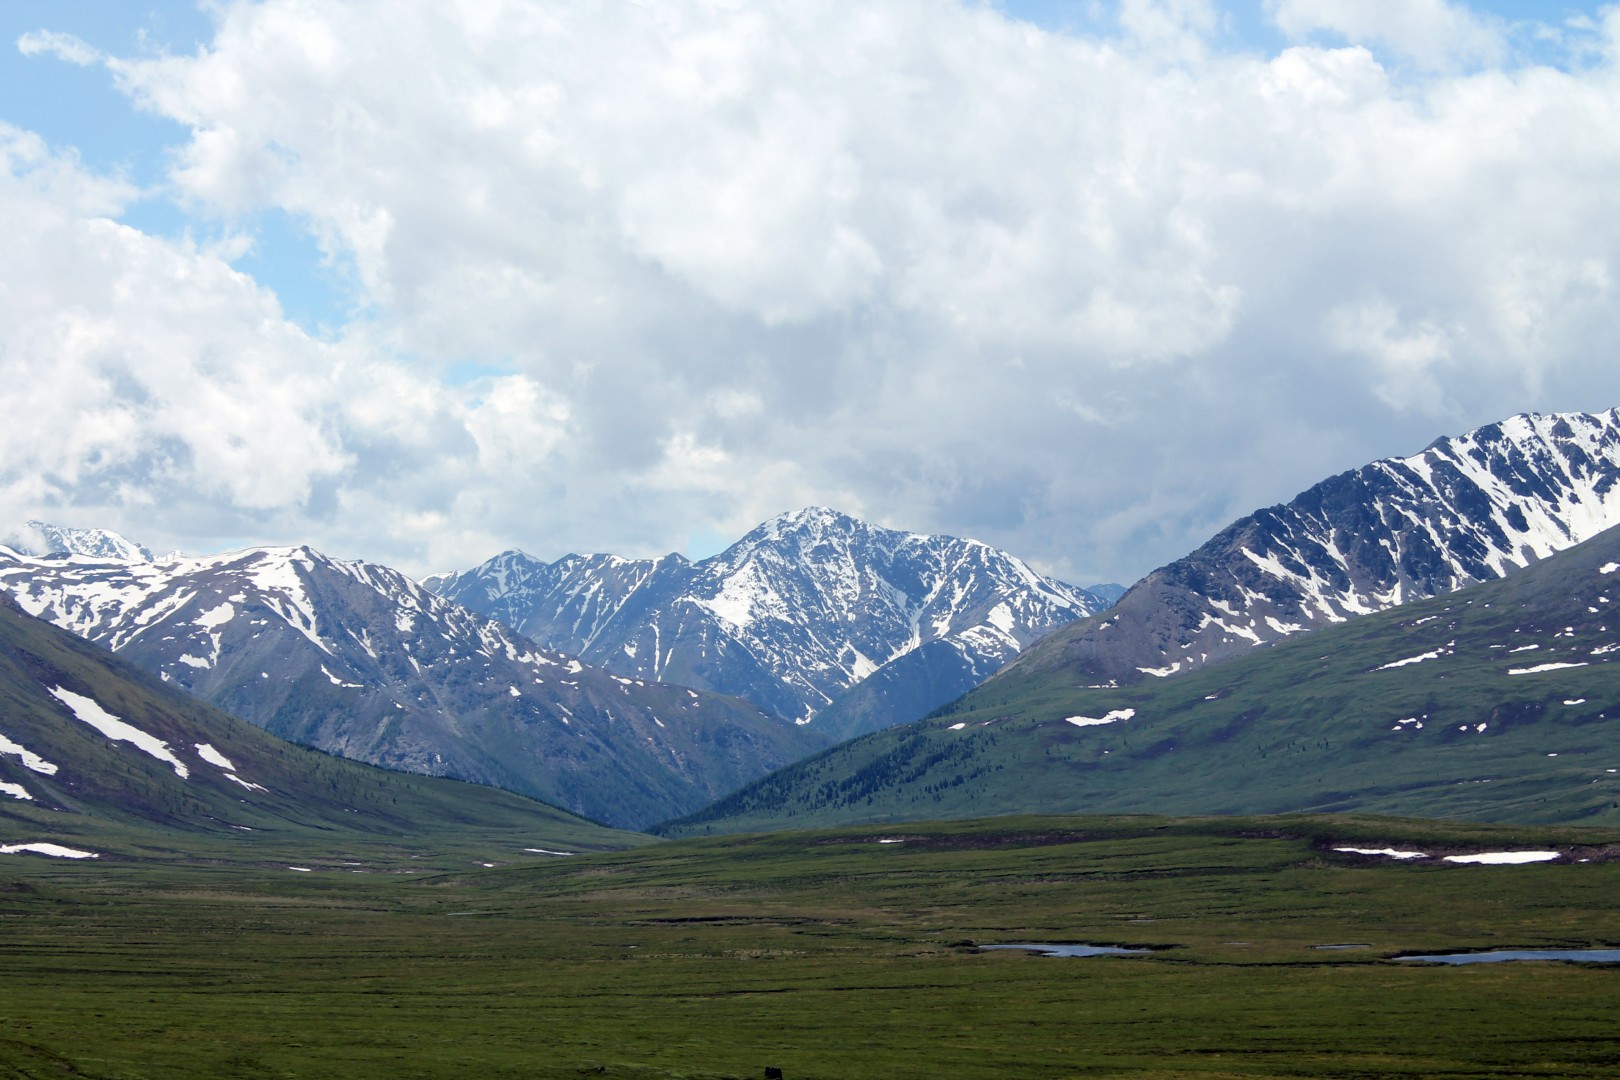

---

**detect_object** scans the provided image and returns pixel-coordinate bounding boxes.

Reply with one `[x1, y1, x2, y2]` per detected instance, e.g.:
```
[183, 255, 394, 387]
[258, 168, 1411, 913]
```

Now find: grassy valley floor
[4, 814, 1620, 1078]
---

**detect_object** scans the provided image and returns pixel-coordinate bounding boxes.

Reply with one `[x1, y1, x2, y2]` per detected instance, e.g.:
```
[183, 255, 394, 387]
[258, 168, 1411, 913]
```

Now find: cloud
[5, 0, 1620, 585]
[16, 30, 103, 67]
[0, 123, 354, 541]
[1327, 297, 1454, 412]
[1267, 0, 1507, 71]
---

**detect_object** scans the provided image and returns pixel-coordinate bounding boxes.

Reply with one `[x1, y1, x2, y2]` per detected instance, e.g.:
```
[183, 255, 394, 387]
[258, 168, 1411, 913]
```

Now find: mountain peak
[1000, 405, 1620, 691]
[751, 505, 861, 539]
[3, 521, 154, 563]
[432, 508, 1102, 733]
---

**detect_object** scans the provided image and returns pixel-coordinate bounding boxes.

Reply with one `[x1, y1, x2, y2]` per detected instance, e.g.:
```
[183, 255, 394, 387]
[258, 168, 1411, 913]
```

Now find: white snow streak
[1443, 851, 1560, 864]
[194, 743, 236, 770]
[1375, 648, 1444, 670]
[0, 842, 98, 859]
[0, 731, 59, 775]
[1333, 847, 1428, 859]
[47, 686, 189, 778]
[320, 664, 363, 689]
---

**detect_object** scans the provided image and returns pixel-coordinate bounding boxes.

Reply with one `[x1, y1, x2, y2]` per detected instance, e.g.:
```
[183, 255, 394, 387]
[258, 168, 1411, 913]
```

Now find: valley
[9, 5, 1620, 1075]
[5, 814, 1620, 1078]
[6, 408, 1620, 1078]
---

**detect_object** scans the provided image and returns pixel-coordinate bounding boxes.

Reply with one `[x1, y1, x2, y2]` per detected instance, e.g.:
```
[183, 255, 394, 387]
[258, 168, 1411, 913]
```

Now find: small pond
[980, 943, 1148, 958]
[1397, 949, 1620, 965]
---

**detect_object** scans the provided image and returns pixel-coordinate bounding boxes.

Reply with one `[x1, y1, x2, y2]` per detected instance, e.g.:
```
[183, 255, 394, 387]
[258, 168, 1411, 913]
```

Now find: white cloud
[1119, 0, 1219, 61]
[16, 30, 103, 67]
[1327, 297, 1455, 413]
[0, 124, 356, 540]
[1267, 0, 1507, 71]
[5, 1, 1620, 584]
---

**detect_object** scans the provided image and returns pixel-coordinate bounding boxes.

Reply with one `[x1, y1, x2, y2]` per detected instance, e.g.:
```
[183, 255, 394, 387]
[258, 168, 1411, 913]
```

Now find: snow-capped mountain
[1000, 408, 1620, 691]
[2, 520, 154, 562]
[0, 543, 817, 830]
[427, 507, 1106, 736]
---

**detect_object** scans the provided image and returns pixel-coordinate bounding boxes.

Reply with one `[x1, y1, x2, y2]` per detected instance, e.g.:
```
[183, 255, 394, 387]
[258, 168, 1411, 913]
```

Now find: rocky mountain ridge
[428, 506, 1107, 737]
[0, 543, 817, 829]
[996, 408, 1620, 692]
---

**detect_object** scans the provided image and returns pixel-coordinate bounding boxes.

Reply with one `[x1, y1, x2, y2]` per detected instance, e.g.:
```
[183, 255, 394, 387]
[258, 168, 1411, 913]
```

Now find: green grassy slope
[0, 594, 643, 865]
[4, 813, 1620, 1077]
[661, 524, 1620, 836]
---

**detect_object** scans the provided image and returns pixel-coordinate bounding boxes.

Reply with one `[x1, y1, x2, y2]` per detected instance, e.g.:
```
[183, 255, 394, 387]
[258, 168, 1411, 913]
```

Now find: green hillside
[0, 594, 643, 867]
[661, 525, 1620, 836]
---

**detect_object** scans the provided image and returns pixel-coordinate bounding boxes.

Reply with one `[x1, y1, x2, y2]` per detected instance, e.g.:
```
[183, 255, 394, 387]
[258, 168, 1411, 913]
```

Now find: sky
[2, 0, 1619, 586]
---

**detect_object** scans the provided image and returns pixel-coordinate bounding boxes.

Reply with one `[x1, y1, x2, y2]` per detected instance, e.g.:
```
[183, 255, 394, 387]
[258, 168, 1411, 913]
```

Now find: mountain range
[0, 542, 815, 830]
[427, 505, 1109, 739]
[662, 518, 1620, 835]
[8, 407, 1620, 838]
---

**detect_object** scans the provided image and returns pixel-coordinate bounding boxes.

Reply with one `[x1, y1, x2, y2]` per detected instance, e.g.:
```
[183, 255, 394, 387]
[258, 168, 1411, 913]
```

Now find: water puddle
[1312, 943, 1371, 950]
[1397, 949, 1620, 965]
[980, 943, 1148, 958]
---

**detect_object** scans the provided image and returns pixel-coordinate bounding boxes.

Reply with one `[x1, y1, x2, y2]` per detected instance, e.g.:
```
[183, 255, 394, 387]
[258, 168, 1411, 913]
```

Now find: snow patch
[1065, 708, 1136, 728]
[193, 602, 236, 629]
[1, 842, 99, 859]
[48, 686, 189, 778]
[1333, 847, 1428, 860]
[1508, 662, 1589, 675]
[1376, 648, 1445, 671]
[0, 731, 59, 775]
[320, 664, 363, 689]
[194, 743, 235, 771]
[1443, 851, 1560, 865]
[1, 780, 32, 800]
